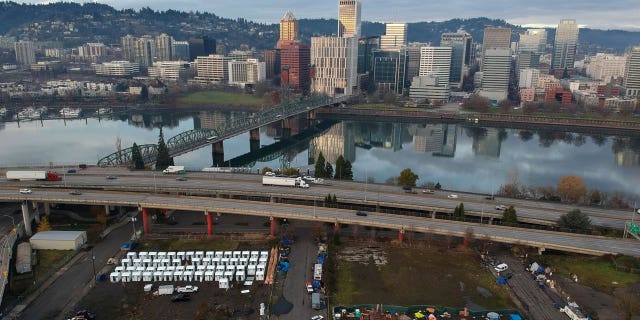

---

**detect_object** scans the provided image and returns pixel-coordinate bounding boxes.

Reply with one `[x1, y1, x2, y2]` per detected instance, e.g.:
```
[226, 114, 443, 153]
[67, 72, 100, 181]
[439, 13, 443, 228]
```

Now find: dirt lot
[330, 242, 514, 311]
[72, 238, 274, 320]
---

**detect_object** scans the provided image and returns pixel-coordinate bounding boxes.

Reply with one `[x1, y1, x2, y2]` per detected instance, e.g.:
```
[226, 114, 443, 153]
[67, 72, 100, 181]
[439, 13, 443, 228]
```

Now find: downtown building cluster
[2, 1, 640, 112]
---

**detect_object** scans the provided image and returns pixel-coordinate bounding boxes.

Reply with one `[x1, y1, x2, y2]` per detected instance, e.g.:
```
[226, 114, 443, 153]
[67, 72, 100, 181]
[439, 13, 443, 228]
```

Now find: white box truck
[262, 175, 309, 188]
[162, 166, 185, 174]
[6, 171, 62, 181]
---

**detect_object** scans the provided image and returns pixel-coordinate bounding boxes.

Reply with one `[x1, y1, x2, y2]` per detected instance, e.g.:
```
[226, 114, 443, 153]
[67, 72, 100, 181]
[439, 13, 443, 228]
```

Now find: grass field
[331, 245, 513, 310]
[177, 91, 265, 106]
[538, 255, 640, 294]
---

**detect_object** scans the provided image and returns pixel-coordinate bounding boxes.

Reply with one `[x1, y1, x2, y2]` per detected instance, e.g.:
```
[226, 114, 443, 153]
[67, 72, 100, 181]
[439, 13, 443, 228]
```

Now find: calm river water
[1, 109, 639, 197]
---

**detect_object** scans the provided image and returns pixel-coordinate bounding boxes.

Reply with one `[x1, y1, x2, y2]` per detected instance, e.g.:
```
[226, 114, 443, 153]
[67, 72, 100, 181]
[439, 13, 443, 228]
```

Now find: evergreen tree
[131, 142, 145, 170]
[325, 162, 334, 178]
[334, 155, 346, 179]
[315, 152, 326, 178]
[453, 203, 465, 221]
[332, 194, 337, 205]
[502, 206, 518, 226]
[155, 127, 172, 171]
[343, 160, 353, 180]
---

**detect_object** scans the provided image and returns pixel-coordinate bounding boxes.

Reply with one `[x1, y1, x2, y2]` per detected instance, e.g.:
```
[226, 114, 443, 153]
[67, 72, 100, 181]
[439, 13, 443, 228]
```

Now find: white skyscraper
[585, 53, 627, 82]
[311, 36, 358, 96]
[624, 47, 640, 97]
[418, 46, 453, 85]
[518, 29, 547, 54]
[479, 48, 511, 102]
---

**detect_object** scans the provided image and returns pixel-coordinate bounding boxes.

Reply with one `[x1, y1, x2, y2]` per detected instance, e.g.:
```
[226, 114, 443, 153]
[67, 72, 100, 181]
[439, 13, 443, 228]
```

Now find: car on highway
[422, 189, 435, 194]
[106, 175, 117, 180]
[356, 211, 368, 217]
[175, 177, 188, 181]
[171, 293, 191, 302]
[264, 172, 276, 176]
[69, 190, 83, 195]
[176, 285, 198, 293]
[495, 205, 507, 210]
[494, 263, 509, 273]
[485, 195, 495, 200]
[67, 168, 77, 173]
[447, 194, 458, 199]
[19, 188, 32, 194]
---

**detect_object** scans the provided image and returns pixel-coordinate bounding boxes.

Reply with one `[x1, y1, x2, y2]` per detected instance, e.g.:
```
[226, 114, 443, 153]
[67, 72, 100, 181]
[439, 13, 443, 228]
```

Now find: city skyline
[16, 0, 640, 30]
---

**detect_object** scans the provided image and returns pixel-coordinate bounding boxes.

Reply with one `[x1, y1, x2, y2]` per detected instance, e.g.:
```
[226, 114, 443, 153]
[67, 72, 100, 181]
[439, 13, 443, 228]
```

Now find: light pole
[364, 170, 368, 202]
[90, 248, 97, 283]
[131, 217, 137, 239]
[153, 173, 157, 193]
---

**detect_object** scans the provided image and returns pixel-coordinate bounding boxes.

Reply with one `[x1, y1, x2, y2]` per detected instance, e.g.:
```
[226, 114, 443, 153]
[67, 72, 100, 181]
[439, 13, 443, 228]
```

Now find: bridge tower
[250, 128, 260, 153]
[212, 141, 224, 167]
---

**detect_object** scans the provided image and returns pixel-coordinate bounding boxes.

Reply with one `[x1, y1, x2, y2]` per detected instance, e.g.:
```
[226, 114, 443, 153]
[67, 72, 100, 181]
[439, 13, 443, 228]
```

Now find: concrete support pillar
[270, 217, 276, 237]
[249, 128, 260, 141]
[212, 141, 224, 167]
[44, 203, 51, 216]
[538, 247, 546, 255]
[21, 202, 32, 236]
[270, 196, 276, 203]
[398, 229, 405, 243]
[205, 212, 213, 236]
[431, 211, 436, 219]
[307, 110, 316, 127]
[333, 222, 340, 234]
[105, 205, 110, 216]
[489, 217, 494, 225]
[250, 139, 260, 153]
[32, 202, 40, 224]
[142, 208, 150, 234]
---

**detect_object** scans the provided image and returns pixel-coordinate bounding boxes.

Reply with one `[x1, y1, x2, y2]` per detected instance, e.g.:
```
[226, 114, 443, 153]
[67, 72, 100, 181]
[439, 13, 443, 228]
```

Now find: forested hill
[0, 2, 638, 53]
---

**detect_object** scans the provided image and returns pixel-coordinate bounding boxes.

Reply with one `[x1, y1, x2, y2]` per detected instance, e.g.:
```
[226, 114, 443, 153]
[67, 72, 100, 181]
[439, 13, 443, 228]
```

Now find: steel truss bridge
[97, 95, 347, 166]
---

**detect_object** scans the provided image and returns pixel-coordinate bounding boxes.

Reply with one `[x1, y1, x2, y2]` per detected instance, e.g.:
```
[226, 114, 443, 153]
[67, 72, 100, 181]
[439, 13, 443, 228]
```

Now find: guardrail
[0, 231, 17, 304]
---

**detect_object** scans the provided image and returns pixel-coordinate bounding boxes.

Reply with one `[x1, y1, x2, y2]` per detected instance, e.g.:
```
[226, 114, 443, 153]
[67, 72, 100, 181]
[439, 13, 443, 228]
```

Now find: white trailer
[162, 166, 185, 174]
[262, 176, 309, 188]
[6, 171, 62, 181]
[158, 284, 174, 295]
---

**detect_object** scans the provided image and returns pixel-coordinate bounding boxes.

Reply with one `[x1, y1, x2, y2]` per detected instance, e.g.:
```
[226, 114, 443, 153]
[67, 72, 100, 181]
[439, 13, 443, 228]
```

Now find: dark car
[75, 310, 96, 319]
[402, 185, 412, 191]
[67, 168, 77, 173]
[356, 211, 368, 217]
[485, 195, 495, 200]
[69, 190, 82, 195]
[106, 175, 117, 180]
[171, 293, 191, 302]
[176, 177, 188, 181]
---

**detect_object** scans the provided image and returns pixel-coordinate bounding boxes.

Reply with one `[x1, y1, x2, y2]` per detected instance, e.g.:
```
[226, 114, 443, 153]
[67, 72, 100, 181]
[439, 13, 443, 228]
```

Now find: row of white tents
[110, 250, 270, 288]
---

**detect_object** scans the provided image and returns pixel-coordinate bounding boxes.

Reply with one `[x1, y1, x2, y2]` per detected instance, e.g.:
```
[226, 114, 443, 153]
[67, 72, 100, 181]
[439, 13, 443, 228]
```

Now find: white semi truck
[162, 166, 185, 174]
[262, 175, 309, 188]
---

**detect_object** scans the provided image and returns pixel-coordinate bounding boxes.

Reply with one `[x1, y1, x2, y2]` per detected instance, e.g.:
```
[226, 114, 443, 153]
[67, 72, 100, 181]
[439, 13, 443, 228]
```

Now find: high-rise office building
[418, 46, 453, 85]
[405, 43, 424, 81]
[121, 35, 137, 62]
[551, 19, 579, 72]
[518, 29, 547, 54]
[134, 37, 154, 67]
[519, 68, 540, 88]
[280, 41, 310, 91]
[380, 23, 408, 50]
[188, 36, 216, 61]
[441, 31, 472, 87]
[14, 40, 35, 66]
[263, 49, 281, 79]
[172, 41, 190, 61]
[278, 11, 298, 46]
[155, 33, 173, 62]
[229, 58, 266, 87]
[194, 54, 230, 83]
[338, 0, 361, 38]
[311, 36, 358, 96]
[482, 27, 511, 58]
[372, 48, 408, 94]
[479, 48, 511, 102]
[624, 47, 640, 97]
[586, 53, 627, 82]
[357, 36, 380, 74]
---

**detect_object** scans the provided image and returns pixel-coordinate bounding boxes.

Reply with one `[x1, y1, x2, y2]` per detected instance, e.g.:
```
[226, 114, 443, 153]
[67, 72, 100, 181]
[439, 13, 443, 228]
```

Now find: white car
[264, 172, 276, 176]
[447, 194, 458, 199]
[495, 205, 507, 210]
[176, 285, 198, 293]
[19, 188, 32, 194]
[311, 315, 324, 320]
[494, 263, 509, 273]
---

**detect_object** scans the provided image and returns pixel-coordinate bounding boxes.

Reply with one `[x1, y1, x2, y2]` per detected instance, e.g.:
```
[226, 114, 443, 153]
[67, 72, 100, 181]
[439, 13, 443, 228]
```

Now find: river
[1, 109, 639, 197]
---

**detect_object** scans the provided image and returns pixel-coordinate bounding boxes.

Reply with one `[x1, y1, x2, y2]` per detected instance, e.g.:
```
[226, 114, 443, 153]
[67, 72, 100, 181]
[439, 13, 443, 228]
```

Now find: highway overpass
[1, 189, 639, 257]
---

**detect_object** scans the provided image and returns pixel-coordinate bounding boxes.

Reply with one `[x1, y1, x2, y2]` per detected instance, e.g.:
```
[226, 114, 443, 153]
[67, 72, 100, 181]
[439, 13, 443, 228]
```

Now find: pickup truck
[176, 285, 198, 293]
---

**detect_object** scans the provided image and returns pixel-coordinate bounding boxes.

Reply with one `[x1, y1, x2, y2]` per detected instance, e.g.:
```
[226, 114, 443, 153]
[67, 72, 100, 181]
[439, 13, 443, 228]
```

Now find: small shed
[30, 231, 86, 250]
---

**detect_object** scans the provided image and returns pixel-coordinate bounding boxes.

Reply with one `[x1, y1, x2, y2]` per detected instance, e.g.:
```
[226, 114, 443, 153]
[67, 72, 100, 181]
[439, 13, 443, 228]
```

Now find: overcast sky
[28, 0, 640, 30]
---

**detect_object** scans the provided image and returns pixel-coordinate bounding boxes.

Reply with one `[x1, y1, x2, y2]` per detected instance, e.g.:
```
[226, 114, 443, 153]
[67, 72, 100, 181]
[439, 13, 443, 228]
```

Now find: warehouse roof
[30, 230, 86, 241]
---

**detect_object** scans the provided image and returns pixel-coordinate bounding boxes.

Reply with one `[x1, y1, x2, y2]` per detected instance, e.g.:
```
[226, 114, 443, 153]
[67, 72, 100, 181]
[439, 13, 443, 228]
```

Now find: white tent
[131, 271, 142, 282]
[215, 270, 224, 281]
[256, 270, 265, 281]
[153, 271, 163, 281]
[109, 272, 121, 283]
[219, 277, 229, 289]
[121, 271, 131, 283]
[195, 271, 204, 282]
[143, 272, 153, 282]
[163, 271, 173, 281]
[205, 270, 214, 281]
[235, 270, 246, 282]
